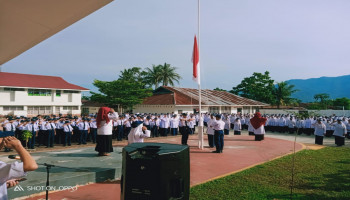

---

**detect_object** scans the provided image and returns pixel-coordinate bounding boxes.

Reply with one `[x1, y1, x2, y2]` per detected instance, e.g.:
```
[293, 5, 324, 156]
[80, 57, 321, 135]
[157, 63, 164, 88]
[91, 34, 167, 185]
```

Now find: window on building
[28, 89, 52, 96]
[56, 90, 61, 97]
[28, 106, 52, 115]
[62, 106, 78, 111]
[4, 88, 25, 91]
[63, 90, 80, 93]
[82, 108, 89, 114]
[3, 106, 24, 111]
[209, 107, 219, 113]
[222, 106, 231, 114]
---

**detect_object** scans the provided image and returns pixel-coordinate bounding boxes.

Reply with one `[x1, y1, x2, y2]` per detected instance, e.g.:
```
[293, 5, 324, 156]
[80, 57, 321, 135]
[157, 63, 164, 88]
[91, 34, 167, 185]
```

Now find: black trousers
[255, 134, 264, 141]
[214, 130, 224, 152]
[335, 136, 345, 146]
[315, 135, 323, 145]
[208, 134, 215, 147]
[181, 127, 190, 145]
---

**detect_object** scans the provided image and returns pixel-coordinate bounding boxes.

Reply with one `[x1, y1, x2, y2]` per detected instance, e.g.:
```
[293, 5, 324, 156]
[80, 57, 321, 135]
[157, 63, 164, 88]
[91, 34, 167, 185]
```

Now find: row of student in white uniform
[1, 116, 99, 149]
[109, 114, 198, 140]
[204, 113, 267, 153]
[313, 118, 348, 146]
[263, 115, 350, 137]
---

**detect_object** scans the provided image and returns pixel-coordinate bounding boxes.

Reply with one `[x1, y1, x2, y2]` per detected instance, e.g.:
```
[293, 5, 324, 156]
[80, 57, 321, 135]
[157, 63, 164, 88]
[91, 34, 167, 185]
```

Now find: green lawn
[190, 147, 350, 200]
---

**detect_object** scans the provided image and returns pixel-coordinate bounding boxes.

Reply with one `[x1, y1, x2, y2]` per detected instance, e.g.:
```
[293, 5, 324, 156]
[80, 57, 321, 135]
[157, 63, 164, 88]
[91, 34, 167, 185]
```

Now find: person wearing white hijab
[128, 121, 150, 144]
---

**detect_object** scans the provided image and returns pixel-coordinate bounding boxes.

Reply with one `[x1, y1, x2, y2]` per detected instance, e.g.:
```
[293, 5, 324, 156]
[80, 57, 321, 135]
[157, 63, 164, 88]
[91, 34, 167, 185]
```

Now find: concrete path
[13, 131, 308, 200]
[265, 132, 350, 149]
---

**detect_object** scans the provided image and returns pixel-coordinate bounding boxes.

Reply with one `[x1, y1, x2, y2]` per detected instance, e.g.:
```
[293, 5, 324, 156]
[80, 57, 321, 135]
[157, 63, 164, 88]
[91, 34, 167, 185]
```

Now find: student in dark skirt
[332, 119, 346, 146]
[247, 119, 255, 136]
[233, 118, 242, 135]
[95, 107, 118, 156]
[250, 112, 267, 141]
[313, 118, 326, 145]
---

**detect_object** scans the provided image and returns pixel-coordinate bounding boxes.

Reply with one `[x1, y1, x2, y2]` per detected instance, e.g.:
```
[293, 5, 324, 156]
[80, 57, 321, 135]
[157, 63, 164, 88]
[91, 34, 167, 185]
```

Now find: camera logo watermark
[14, 185, 24, 192]
[13, 185, 78, 192]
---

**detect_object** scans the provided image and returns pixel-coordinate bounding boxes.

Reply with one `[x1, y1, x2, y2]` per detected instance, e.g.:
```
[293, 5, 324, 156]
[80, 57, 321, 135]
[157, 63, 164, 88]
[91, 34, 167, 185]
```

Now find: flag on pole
[192, 35, 200, 85]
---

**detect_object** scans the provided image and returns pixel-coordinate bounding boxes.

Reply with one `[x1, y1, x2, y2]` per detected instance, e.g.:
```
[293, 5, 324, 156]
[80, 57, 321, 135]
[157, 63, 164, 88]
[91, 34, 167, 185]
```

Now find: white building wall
[133, 105, 259, 115]
[259, 109, 350, 116]
[0, 90, 81, 106]
[0, 88, 83, 116]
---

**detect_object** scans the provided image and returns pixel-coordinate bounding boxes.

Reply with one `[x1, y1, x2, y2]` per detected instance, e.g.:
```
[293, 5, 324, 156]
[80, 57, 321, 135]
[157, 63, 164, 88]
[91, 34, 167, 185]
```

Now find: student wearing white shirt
[180, 113, 191, 145]
[188, 114, 196, 134]
[25, 118, 39, 149]
[170, 115, 179, 136]
[37, 119, 47, 147]
[346, 119, 350, 139]
[0, 136, 38, 200]
[304, 118, 312, 135]
[210, 114, 225, 153]
[78, 118, 90, 145]
[325, 120, 334, 137]
[55, 118, 65, 145]
[45, 119, 56, 148]
[333, 119, 346, 146]
[116, 117, 124, 141]
[206, 115, 216, 148]
[224, 116, 230, 135]
[95, 107, 118, 156]
[128, 121, 150, 144]
[112, 119, 118, 139]
[159, 115, 169, 136]
[144, 116, 151, 130]
[89, 118, 97, 144]
[250, 112, 267, 141]
[296, 118, 305, 135]
[63, 121, 74, 146]
[313, 118, 326, 145]
[233, 118, 242, 135]
[288, 117, 296, 134]
[124, 118, 132, 138]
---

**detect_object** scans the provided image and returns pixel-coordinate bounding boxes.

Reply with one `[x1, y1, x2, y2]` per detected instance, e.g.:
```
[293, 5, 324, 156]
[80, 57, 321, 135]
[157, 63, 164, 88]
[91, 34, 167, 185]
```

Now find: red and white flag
[192, 35, 200, 85]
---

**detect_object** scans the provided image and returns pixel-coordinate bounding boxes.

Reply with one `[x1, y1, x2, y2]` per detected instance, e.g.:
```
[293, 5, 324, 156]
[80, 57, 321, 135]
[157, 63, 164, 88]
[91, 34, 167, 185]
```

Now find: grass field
[190, 147, 350, 200]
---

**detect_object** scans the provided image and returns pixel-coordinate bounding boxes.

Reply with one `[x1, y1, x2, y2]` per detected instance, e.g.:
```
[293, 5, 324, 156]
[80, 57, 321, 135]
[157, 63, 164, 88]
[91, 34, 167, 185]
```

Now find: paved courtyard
[2, 131, 316, 200]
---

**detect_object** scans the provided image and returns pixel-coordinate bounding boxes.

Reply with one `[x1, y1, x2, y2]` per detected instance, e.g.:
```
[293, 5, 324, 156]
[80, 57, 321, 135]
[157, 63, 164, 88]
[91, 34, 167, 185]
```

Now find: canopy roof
[0, 0, 113, 65]
[0, 72, 89, 91]
[142, 86, 269, 106]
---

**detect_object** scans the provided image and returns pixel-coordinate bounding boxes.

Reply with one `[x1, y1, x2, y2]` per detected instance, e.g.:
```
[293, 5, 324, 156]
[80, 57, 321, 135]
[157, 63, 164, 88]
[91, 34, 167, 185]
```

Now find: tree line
[217, 71, 350, 110]
[87, 67, 350, 112]
[216, 71, 299, 109]
[89, 63, 181, 112]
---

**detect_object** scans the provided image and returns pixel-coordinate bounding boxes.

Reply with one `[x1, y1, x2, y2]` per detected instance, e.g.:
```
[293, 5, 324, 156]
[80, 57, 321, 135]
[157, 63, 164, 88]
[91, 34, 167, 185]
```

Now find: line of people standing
[1, 115, 99, 149]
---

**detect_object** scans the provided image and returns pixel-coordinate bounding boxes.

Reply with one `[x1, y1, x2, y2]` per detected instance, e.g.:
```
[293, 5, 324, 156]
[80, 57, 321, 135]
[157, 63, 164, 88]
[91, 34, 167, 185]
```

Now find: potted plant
[22, 130, 33, 148]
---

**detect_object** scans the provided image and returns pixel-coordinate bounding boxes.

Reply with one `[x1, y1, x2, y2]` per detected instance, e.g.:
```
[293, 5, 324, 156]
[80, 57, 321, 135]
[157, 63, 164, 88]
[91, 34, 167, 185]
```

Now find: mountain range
[286, 75, 350, 102]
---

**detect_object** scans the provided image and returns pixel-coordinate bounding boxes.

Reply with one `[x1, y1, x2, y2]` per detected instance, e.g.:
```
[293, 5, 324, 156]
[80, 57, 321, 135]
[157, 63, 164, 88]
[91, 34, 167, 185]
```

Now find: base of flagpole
[198, 126, 204, 149]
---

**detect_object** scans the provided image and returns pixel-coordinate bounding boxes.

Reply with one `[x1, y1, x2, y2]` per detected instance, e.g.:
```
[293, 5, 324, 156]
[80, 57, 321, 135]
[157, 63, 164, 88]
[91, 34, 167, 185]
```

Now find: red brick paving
[24, 134, 303, 200]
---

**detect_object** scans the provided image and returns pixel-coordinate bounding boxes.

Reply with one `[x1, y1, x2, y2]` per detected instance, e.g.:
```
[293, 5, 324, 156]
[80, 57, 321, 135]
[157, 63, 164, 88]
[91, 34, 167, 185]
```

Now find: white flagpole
[197, 0, 204, 149]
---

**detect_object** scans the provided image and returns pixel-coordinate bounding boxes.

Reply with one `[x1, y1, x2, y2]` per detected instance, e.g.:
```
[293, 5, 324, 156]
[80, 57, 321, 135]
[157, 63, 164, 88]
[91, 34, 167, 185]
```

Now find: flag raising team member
[95, 107, 118, 156]
[127, 121, 150, 144]
[250, 112, 267, 141]
[210, 115, 225, 153]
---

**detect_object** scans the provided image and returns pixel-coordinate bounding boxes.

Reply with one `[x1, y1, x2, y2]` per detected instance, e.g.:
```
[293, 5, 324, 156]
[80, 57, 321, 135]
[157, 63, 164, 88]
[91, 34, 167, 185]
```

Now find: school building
[133, 86, 268, 114]
[0, 72, 89, 116]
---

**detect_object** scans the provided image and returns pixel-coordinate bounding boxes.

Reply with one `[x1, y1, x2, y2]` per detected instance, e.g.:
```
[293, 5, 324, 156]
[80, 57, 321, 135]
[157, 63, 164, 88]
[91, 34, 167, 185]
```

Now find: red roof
[141, 86, 268, 106]
[0, 72, 89, 90]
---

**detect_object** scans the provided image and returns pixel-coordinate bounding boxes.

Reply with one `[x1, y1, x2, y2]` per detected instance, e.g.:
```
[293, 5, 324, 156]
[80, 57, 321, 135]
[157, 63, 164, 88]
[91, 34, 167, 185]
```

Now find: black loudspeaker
[121, 143, 190, 200]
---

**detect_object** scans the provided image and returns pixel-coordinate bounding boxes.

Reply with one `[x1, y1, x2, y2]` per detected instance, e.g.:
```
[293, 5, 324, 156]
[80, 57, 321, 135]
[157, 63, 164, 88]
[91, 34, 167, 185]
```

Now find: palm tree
[144, 65, 162, 89]
[273, 81, 298, 108]
[157, 63, 181, 87]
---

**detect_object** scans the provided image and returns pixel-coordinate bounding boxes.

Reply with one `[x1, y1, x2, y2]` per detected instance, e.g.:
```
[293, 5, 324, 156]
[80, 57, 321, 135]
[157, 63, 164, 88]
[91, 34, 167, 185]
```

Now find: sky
[3, 0, 350, 94]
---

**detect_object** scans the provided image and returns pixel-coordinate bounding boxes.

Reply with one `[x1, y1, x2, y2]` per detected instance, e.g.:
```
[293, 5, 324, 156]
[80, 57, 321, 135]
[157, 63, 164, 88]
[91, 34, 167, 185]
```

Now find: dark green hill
[286, 75, 350, 102]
